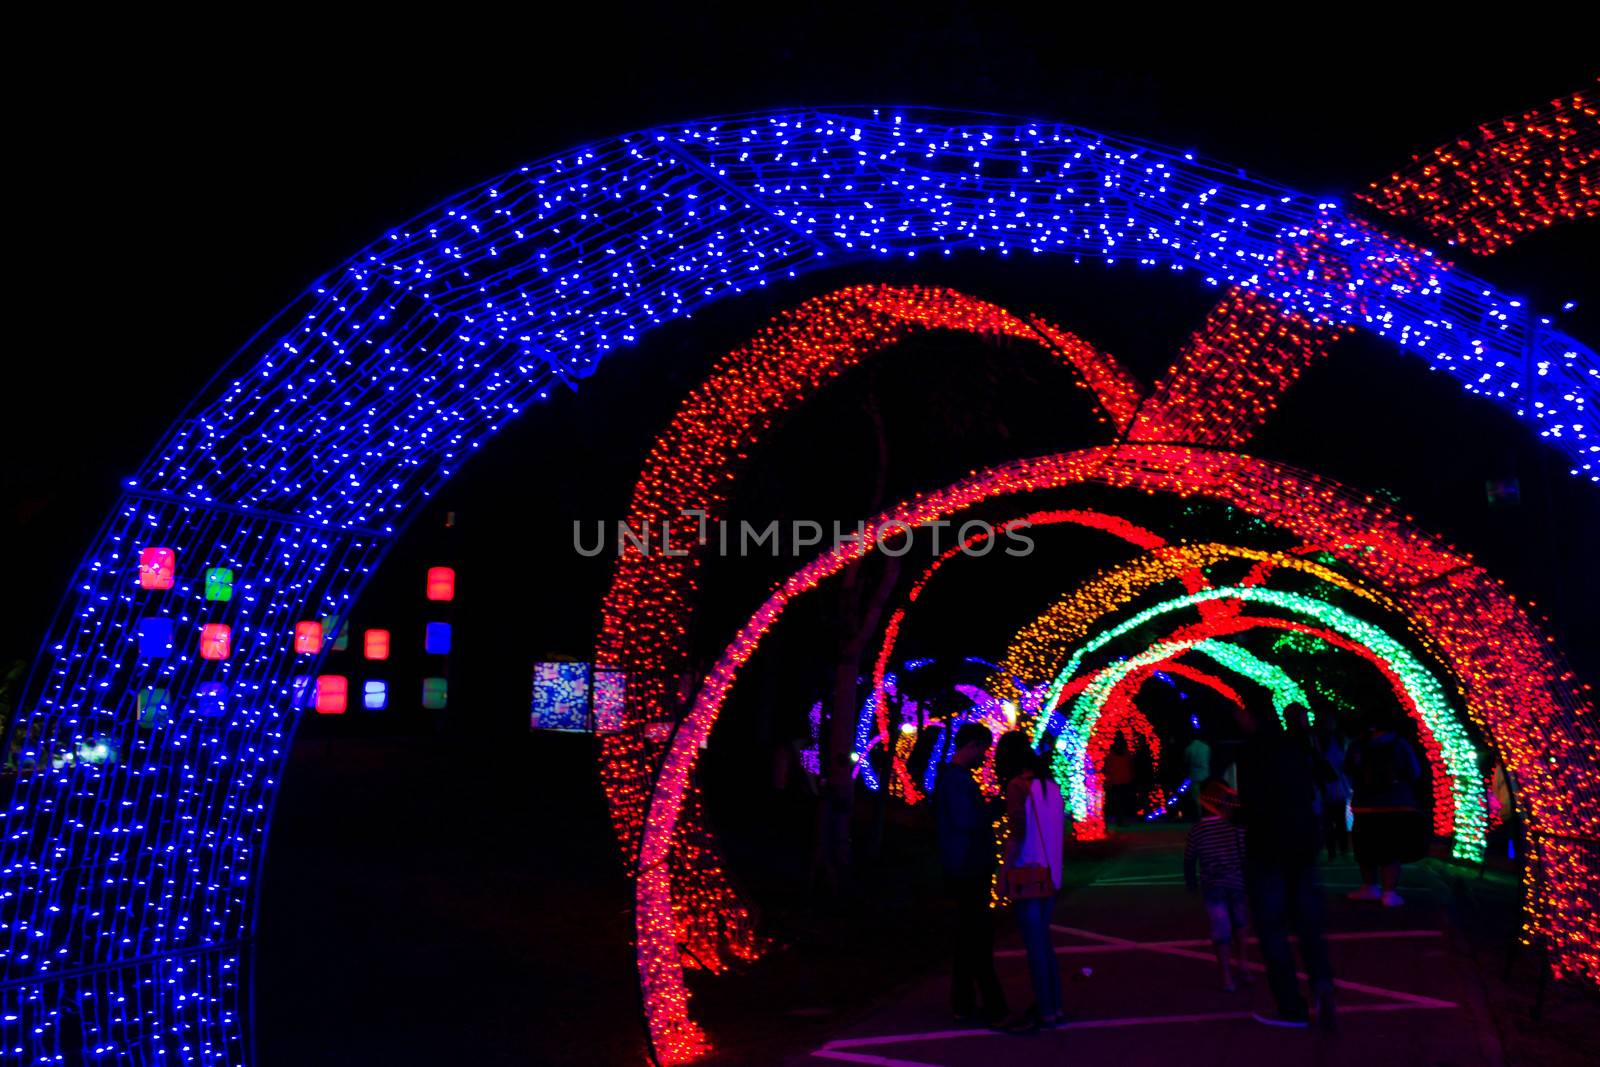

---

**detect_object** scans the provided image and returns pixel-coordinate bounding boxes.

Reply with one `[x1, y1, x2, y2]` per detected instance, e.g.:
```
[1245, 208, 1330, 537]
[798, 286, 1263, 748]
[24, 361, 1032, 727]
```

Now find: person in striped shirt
[1184, 778, 1252, 991]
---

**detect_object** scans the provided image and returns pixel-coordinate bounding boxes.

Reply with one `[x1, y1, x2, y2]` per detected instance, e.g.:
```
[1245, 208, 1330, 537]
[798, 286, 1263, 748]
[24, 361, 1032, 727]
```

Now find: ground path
[793, 827, 1502, 1067]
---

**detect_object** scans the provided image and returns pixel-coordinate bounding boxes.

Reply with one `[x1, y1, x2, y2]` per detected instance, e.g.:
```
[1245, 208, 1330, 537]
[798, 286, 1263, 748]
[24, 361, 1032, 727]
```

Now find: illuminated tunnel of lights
[2, 106, 1595, 1064]
[993, 542, 1470, 840]
[651, 446, 1597, 1055]
[861, 520, 1393, 803]
[1041, 611, 1467, 847]
[848, 532, 1467, 847]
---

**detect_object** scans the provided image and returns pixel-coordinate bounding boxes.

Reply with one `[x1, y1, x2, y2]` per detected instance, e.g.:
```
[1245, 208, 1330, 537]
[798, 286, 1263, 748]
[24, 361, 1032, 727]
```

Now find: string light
[1035, 601, 1473, 851]
[1029, 570, 1481, 848]
[594, 285, 1137, 1004]
[1021, 596, 1464, 844]
[992, 542, 1393, 711]
[1129, 287, 1350, 447]
[3, 103, 1595, 1064]
[636, 446, 1597, 1053]
[1361, 85, 1599, 255]
[863, 507, 1202, 798]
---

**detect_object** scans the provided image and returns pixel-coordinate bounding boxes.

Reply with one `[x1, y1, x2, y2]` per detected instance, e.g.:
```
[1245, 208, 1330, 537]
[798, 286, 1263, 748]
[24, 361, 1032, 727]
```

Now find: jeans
[1013, 894, 1063, 1017]
[1245, 858, 1333, 1017]
[949, 876, 1007, 1018]
[1202, 885, 1249, 943]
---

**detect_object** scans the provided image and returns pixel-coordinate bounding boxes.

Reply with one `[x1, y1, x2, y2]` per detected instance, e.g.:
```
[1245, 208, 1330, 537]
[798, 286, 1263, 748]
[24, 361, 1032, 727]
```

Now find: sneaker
[1381, 890, 1405, 908]
[1252, 1010, 1311, 1029]
[1039, 1011, 1067, 1030]
[1346, 885, 1382, 901]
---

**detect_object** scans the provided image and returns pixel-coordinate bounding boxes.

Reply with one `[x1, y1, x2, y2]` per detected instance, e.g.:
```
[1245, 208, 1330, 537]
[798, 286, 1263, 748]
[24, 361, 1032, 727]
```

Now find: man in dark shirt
[934, 722, 1007, 1023]
[1234, 702, 1336, 1029]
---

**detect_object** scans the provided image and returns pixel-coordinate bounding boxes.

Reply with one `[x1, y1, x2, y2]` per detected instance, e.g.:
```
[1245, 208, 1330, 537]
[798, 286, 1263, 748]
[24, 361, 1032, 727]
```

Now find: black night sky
[11, 19, 1598, 691]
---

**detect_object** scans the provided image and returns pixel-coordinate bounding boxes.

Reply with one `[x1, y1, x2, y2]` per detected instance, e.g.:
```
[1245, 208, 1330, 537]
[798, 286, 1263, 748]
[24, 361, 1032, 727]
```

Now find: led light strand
[1361, 86, 1600, 255]
[1048, 615, 1456, 844]
[634, 446, 1596, 1054]
[1044, 589, 1481, 858]
[994, 542, 1394, 712]
[4, 102, 1596, 1064]
[592, 284, 1137, 979]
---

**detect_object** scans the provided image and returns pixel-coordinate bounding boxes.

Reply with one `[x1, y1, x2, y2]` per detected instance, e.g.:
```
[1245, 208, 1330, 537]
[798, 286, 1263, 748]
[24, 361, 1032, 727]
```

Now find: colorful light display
[363, 628, 390, 661]
[424, 622, 452, 655]
[199, 623, 231, 662]
[532, 662, 590, 732]
[863, 509, 1179, 777]
[136, 686, 170, 730]
[203, 566, 234, 603]
[594, 670, 627, 734]
[1178, 641, 1309, 724]
[294, 619, 324, 655]
[2, 103, 1595, 1066]
[314, 674, 348, 715]
[1041, 607, 1471, 850]
[856, 504, 1250, 801]
[1361, 85, 1599, 255]
[137, 617, 174, 659]
[992, 542, 1393, 710]
[858, 506, 1380, 798]
[994, 541, 1474, 842]
[425, 566, 456, 602]
[1005, 587, 1462, 846]
[595, 284, 1141, 996]
[137, 546, 175, 590]
[1129, 287, 1349, 447]
[635, 447, 1597, 1053]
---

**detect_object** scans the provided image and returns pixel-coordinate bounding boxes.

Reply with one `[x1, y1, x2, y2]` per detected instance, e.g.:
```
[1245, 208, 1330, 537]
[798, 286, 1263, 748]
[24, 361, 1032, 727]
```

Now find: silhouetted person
[935, 723, 1007, 1024]
[1346, 716, 1424, 906]
[1103, 736, 1135, 827]
[994, 730, 1065, 1030]
[1314, 716, 1351, 861]
[1233, 702, 1335, 1029]
[1185, 778, 1252, 991]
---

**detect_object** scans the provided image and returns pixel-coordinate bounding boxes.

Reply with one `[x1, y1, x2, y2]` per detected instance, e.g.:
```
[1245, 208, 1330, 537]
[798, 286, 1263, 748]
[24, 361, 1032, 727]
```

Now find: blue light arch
[2, 108, 1594, 1062]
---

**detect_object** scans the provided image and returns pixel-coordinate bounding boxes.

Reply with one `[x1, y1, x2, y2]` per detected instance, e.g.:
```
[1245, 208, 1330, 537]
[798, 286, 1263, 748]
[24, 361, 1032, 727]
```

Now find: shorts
[1352, 809, 1428, 867]
[1203, 885, 1248, 943]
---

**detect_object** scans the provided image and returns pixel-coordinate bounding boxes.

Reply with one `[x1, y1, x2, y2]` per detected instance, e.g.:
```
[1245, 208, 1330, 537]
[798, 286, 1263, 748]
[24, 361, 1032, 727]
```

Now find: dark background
[7, 14, 1598, 1065]
[10, 17, 1597, 705]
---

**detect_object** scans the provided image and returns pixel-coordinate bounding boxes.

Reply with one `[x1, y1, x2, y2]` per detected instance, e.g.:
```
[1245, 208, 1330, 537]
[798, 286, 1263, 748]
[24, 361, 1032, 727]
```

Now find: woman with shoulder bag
[994, 730, 1066, 1031]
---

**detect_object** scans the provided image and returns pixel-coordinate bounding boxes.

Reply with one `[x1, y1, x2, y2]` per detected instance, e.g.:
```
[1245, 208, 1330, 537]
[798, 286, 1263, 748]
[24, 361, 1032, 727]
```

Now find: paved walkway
[794, 828, 1501, 1067]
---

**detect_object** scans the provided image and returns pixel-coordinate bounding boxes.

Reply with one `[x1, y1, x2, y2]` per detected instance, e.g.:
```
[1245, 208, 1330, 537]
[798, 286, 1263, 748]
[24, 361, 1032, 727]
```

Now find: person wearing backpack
[994, 730, 1066, 1032]
[1345, 715, 1425, 907]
